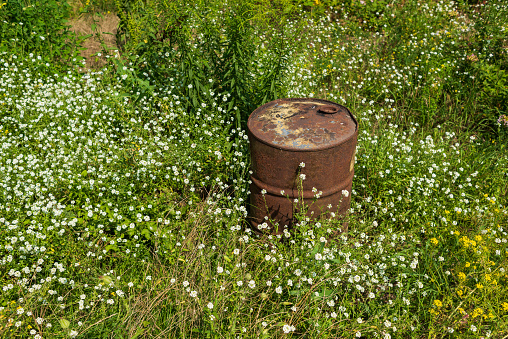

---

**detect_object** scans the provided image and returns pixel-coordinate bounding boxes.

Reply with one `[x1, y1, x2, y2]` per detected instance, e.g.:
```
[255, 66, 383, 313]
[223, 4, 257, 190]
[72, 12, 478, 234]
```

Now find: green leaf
[81, 170, 87, 177]
[105, 244, 119, 252]
[131, 327, 144, 339]
[100, 275, 113, 285]
[320, 288, 334, 297]
[59, 318, 70, 329]
[141, 228, 151, 239]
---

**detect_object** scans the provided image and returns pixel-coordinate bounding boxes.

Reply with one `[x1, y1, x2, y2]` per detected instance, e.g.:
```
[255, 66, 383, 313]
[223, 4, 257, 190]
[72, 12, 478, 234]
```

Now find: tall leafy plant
[210, 5, 256, 127]
[111, 0, 301, 128]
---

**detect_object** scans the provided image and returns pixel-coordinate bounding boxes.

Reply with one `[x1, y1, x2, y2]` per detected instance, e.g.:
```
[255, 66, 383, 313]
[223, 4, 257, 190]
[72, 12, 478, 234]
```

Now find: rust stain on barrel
[251, 100, 354, 149]
[247, 98, 358, 234]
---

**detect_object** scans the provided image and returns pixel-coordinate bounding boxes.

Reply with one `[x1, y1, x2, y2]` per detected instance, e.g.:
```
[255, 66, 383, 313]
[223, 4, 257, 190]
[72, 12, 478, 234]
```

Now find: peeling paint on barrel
[247, 98, 358, 234]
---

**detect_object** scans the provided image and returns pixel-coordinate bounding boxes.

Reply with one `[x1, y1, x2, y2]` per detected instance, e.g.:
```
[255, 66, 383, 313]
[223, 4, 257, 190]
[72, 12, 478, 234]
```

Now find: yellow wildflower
[458, 272, 466, 280]
[472, 308, 483, 318]
[430, 238, 438, 245]
[502, 302, 508, 312]
[433, 299, 443, 308]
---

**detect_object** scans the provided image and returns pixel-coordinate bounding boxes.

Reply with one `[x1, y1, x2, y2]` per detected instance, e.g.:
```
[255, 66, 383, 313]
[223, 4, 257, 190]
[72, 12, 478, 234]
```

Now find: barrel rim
[247, 98, 358, 152]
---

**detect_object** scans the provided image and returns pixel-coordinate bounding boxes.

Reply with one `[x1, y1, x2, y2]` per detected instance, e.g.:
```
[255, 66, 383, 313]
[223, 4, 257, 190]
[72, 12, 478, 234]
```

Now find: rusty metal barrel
[247, 98, 358, 233]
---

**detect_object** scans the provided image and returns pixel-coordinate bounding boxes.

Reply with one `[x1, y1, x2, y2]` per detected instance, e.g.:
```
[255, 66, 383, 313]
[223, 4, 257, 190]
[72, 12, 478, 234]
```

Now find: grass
[0, 0, 508, 338]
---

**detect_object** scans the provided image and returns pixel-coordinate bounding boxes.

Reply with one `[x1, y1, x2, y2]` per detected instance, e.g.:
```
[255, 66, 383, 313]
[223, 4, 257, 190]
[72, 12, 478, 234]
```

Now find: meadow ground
[0, 0, 508, 338]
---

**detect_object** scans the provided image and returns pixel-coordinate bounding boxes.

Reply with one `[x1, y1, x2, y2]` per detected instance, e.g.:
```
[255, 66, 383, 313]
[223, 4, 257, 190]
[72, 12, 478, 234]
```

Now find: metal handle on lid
[318, 105, 339, 114]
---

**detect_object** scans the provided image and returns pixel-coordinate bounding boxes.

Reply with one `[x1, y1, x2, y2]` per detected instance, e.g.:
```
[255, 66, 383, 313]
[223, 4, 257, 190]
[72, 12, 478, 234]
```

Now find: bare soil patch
[69, 13, 120, 69]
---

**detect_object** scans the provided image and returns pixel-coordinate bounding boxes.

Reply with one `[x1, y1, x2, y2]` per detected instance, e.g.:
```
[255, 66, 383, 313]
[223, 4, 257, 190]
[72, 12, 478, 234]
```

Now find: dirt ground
[68, 13, 120, 69]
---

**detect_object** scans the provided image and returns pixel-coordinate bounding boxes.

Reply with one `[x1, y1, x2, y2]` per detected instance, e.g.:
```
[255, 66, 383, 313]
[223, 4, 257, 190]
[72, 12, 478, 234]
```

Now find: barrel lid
[247, 98, 357, 151]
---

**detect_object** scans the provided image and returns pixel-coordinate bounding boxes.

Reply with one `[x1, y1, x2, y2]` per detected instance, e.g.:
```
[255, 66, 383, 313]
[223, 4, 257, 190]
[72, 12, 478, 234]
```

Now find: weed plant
[108, 0, 302, 127]
[0, 0, 84, 69]
[0, 0, 508, 338]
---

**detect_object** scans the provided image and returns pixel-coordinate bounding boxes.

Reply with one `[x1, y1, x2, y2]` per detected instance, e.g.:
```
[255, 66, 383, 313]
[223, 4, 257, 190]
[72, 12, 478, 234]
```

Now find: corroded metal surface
[247, 98, 358, 234]
[248, 99, 355, 150]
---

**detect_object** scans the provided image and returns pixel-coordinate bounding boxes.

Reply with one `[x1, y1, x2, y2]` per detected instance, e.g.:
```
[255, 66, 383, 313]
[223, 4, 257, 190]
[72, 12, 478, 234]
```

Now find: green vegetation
[0, 0, 507, 338]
